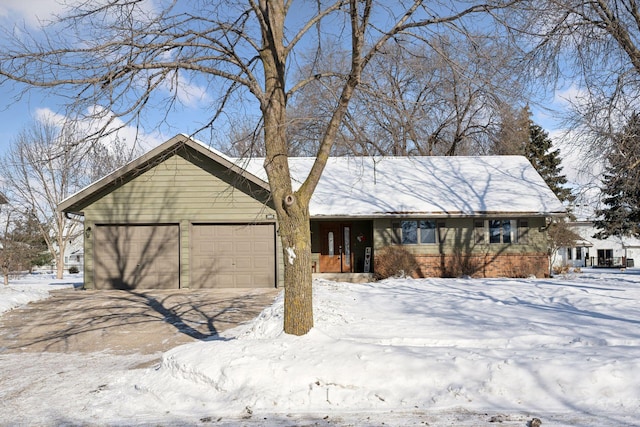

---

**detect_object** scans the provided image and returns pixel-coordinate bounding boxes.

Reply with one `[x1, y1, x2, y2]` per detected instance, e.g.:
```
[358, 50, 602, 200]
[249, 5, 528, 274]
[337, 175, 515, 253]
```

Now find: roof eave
[310, 210, 568, 219]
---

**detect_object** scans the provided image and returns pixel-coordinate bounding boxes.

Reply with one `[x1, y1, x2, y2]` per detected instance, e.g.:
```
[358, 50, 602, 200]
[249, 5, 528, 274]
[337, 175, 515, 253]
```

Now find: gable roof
[60, 134, 566, 218]
[58, 133, 270, 215]
[240, 155, 567, 217]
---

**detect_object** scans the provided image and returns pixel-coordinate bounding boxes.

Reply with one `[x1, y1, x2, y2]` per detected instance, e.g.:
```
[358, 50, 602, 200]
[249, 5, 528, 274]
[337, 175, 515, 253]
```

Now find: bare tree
[1, 206, 24, 285]
[0, 203, 52, 285]
[285, 34, 528, 157]
[504, 0, 640, 160]
[490, 103, 531, 155]
[350, 37, 528, 156]
[0, 0, 517, 335]
[1, 119, 135, 279]
[547, 219, 582, 274]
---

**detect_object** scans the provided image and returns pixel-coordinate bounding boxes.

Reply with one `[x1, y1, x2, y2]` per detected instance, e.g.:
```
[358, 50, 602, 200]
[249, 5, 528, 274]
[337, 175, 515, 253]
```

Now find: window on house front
[420, 220, 437, 244]
[401, 221, 418, 244]
[398, 220, 438, 244]
[488, 219, 518, 244]
[576, 248, 582, 260]
[567, 248, 573, 260]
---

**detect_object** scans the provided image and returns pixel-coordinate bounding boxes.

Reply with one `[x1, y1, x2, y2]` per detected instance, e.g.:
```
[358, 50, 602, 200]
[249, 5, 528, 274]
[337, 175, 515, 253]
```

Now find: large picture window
[398, 220, 438, 244]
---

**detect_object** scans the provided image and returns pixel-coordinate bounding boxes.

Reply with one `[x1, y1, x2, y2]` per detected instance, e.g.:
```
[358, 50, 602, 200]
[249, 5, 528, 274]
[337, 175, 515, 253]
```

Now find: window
[488, 219, 517, 244]
[567, 248, 573, 260]
[401, 221, 418, 244]
[399, 220, 438, 244]
[420, 220, 437, 244]
[576, 248, 582, 260]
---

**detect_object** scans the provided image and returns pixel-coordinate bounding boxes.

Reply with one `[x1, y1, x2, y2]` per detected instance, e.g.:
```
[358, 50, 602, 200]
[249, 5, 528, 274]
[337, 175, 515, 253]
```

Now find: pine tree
[525, 123, 574, 204]
[593, 114, 640, 238]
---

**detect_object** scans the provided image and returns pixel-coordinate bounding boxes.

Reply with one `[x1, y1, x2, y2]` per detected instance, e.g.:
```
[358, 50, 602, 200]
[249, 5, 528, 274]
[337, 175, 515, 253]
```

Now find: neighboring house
[63, 234, 84, 273]
[58, 134, 566, 290]
[555, 221, 640, 268]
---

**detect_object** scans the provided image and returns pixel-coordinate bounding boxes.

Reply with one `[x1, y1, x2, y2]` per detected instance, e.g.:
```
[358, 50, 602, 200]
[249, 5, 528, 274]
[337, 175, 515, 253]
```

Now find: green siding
[373, 217, 549, 256]
[81, 147, 281, 289]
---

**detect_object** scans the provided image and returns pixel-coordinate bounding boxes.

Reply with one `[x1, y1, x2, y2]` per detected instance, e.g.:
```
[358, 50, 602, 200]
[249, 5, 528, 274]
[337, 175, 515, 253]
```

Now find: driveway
[0, 287, 280, 355]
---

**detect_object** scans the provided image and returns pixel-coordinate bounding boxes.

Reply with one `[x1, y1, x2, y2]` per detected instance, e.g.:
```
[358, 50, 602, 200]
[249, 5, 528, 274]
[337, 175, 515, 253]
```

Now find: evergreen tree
[525, 123, 575, 205]
[593, 114, 640, 238]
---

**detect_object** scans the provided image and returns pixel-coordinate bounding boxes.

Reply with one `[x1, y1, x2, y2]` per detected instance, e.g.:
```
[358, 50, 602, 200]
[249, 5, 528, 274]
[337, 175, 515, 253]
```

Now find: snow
[0, 274, 78, 314]
[241, 156, 567, 217]
[60, 135, 567, 219]
[2, 270, 640, 426]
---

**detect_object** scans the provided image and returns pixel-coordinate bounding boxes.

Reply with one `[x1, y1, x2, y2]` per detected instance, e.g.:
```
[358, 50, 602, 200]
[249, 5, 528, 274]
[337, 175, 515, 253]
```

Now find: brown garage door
[191, 223, 275, 288]
[94, 224, 180, 290]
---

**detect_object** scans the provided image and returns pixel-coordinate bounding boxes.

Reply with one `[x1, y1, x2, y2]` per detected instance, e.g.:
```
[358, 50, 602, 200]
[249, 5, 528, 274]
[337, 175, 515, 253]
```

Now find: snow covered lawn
[0, 273, 79, 314]
[1, 269, 639, 426]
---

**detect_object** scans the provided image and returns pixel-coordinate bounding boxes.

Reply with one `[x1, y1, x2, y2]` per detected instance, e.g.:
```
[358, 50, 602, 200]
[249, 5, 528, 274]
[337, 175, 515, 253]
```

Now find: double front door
[319, 222, 353, 273]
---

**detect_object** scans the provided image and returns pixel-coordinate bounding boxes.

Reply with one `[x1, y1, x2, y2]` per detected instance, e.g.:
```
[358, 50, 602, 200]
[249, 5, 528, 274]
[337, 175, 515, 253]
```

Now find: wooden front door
[319, 222, 353, 273]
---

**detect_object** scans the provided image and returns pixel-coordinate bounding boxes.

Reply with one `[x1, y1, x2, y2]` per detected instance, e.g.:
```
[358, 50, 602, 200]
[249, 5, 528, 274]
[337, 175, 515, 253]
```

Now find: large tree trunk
[264, 124, 315, 336]
[278, 197, 314, 335]
[259, 0, 314, 335]
[262, 92, 315, 334]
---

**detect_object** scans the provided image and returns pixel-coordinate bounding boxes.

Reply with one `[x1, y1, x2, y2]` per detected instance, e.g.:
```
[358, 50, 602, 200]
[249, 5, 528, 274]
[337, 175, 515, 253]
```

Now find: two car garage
[93, 223, 276, 290]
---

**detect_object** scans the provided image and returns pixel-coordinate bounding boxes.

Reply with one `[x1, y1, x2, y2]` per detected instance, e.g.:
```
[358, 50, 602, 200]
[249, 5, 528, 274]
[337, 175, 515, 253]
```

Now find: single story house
[555, 221, 640, 269]
[59, 134, 566, 290]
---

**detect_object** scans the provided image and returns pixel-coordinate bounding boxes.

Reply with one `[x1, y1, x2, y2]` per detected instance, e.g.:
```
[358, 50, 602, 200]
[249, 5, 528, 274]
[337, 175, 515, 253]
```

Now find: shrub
[374, 246, 418, 280]
[68, 266, 80, 274]
[552, 264, 570, 275]
[442, 249, 482, 278]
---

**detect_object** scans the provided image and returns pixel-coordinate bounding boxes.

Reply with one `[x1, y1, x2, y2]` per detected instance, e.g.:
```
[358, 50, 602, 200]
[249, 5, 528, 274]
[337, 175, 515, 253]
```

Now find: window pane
[401, 221, 418, 244]
[502, 220, 511, 243]
[344, 227, 351, 266]
[328, 231, 334, 256]
[475, 220, 485, 243]
[489, 220, 501, 243]
[419, 220, 436, 244]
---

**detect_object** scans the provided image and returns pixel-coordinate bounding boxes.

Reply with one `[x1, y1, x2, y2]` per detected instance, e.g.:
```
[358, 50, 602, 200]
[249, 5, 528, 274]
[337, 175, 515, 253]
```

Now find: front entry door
[319, 223, 353, 273]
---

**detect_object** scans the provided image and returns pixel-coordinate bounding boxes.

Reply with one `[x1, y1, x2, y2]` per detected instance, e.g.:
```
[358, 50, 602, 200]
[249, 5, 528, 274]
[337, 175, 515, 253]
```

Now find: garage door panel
[94, 224, 180, 290]
[191, 224, 275, 289]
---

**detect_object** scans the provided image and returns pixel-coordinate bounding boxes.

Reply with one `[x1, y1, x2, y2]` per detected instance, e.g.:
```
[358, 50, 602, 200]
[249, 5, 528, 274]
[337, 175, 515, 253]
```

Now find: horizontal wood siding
[82, 147, 282, 289]
[372, 217, 550, 278]
[83, 153, 273, 223]
[373, 217, 548, 255]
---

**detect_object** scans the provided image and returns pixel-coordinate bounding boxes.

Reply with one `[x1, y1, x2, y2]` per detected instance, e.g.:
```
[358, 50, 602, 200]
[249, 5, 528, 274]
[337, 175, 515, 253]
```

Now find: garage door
[191, 223, 275, 288]
[94, 224, 180, 290]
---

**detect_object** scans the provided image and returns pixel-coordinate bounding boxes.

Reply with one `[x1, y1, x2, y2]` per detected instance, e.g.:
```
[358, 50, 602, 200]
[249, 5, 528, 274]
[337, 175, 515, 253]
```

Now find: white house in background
[555, 221, 640, 269]
[62, 234, 84, 273]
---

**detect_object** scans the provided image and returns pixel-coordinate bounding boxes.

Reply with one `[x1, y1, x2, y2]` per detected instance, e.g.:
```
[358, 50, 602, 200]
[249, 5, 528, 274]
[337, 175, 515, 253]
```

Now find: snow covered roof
[59, 134, 566, 218]
[240, 155, 567, 217]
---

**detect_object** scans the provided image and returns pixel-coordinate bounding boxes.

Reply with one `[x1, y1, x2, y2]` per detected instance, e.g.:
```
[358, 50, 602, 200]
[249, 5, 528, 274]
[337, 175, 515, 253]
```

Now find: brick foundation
[411, 253, 550, 278]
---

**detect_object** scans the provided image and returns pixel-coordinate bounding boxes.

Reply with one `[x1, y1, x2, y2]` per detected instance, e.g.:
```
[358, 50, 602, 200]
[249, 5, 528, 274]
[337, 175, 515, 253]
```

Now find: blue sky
[0, 1, 573, 162]
[0, 1, 235, 155]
